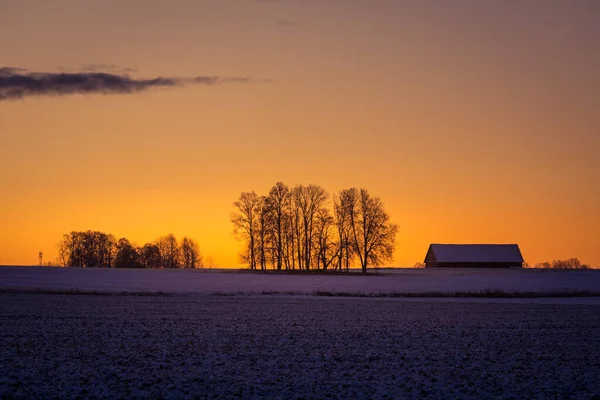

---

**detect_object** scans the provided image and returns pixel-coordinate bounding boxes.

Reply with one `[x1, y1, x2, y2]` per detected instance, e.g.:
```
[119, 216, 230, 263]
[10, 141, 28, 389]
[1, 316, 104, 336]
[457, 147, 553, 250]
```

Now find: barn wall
[424, 247, 437, 266]
[436, 262, 522, 268]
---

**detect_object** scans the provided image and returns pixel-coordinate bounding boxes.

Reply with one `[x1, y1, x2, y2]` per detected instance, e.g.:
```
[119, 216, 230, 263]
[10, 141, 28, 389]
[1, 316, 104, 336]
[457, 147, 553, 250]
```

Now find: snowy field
[1, 266, 600, 299]
[1, 294, 599, 399]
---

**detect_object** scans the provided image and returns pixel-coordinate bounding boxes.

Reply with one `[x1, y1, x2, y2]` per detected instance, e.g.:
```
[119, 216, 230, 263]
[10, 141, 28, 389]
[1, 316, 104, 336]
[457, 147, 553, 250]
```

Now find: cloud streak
[0, 67, 264, 101]
[57, 64, 140, 74]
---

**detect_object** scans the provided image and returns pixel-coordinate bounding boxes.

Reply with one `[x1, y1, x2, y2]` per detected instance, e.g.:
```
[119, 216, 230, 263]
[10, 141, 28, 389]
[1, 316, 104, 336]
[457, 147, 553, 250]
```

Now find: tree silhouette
[57, 232, 203, 269]
[267, 182, 291, 271]
[231, 192, 260, 270]
[256, 195, 269, 270]
[534, 258, 590, 269]
[139, 243, 162, 268]
[57, 231, 116, 268]
[155, 234, 181, 268]
[292, 184, 328, 270]
[344, 188, 398, 274]
[314, 207, 337, 270]
[232, 183, 398, 273]
[181, 237, 202, 268]
[115, 238, 141, 268]
[333, 193, 354, 272]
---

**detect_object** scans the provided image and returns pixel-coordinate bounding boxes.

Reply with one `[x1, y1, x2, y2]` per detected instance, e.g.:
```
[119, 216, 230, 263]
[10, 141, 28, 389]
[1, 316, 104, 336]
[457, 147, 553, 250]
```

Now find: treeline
[526, 258, 592, 269]
[413, 259, 594, 269]
[231, 182, 398, 274]
[57, 231, 202, 269]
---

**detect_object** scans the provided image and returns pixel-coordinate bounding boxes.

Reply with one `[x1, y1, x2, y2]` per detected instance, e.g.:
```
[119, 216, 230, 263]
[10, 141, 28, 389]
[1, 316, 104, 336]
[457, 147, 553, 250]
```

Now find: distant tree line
[526, 258, 592, 269]
[57, 231, 202, 268]
[231, 182, 398, 274]
[413, 260, 594, 269]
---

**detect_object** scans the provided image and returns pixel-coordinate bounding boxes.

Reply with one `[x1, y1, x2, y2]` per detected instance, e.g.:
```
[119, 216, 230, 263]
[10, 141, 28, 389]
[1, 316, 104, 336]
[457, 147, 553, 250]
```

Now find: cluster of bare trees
[231, 182, 398, 274]
[57, 231, 202, 269]
[527, 258, 591, 269]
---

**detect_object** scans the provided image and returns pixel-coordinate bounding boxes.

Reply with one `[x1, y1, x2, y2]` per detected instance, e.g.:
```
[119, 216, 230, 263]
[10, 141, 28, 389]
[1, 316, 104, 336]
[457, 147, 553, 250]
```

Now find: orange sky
[1, 0, 599, 267]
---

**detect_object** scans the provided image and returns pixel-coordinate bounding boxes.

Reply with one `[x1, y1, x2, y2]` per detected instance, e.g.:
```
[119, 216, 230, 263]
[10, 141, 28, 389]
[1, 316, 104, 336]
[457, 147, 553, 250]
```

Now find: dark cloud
[82, 64, 139, 74]
[0, 68, 265, 101]
[58, 64, 140, 74]
[0, 67, 28, 75]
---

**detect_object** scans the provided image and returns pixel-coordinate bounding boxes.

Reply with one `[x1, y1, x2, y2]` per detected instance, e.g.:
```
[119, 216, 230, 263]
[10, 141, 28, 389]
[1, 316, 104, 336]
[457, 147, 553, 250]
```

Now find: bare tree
[290, 189, 303, 270]
[57, 231, 116, 268]
[292, 184, 328, 270]
[155, 233, 181, 268]
[231, 183, 398, 273]
[181, 236, 202, 268]
[314, 208, 338, 270]
[57, 233, 73, 267]
[115, 238, 141, 268]
[281, 201, 296, 270]
[266, 182, 290, 271]
[139, 243, 161, 268]
[96, 232, 117, 268]
[231, 191, 260, 270]
[333, 193, 354, 272]
[204, 256, 217, 269]
[253, 195, 270, 270]
[342, 188, 398, 274]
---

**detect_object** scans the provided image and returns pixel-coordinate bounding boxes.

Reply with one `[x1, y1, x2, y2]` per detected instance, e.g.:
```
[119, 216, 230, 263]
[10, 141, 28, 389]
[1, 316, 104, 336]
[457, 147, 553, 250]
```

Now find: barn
[424, 244, 524, 268]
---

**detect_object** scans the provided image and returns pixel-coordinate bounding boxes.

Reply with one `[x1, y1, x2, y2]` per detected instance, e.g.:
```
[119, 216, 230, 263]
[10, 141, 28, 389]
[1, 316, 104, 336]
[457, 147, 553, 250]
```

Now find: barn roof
[425, 244, 524, 263]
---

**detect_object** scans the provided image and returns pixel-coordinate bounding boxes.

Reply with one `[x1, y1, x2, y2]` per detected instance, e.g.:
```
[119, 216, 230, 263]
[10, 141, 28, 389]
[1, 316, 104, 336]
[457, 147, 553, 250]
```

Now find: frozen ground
[1, 267, 600, 298]
[1, 294, 599, 399]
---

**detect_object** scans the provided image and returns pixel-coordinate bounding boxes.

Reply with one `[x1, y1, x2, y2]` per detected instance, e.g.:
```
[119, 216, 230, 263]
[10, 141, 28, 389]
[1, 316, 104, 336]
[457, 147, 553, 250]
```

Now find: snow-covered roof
[426, 244, 524, 263]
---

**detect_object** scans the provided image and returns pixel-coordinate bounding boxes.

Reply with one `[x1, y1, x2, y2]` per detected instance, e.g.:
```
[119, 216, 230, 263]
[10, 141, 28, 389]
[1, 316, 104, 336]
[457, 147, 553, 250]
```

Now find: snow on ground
[0, 267, 599, 298]
[1, 294, 599, 399]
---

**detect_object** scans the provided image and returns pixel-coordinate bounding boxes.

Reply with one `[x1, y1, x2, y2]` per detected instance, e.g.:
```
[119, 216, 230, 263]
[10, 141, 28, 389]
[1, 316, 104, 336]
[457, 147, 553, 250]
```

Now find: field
[1, 294, 600, 399]
[1, 266, 600, 297]
[1, 267, 600, 398]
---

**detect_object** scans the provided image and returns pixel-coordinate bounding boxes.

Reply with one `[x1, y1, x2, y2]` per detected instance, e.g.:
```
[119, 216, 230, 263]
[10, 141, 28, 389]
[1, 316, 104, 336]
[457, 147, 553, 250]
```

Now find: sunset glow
[1, 0, 599, 267]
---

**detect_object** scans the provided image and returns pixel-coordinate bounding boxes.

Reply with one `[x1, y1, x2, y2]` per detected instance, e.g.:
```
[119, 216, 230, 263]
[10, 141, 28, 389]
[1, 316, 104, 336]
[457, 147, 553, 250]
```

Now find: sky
[1, 0, 599, 268]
